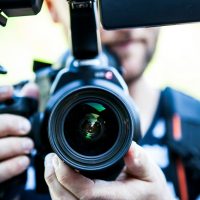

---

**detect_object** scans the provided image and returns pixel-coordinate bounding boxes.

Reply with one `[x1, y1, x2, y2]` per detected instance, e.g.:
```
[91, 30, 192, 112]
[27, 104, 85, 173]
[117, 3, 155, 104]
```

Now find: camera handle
[67, 0, 101, 60]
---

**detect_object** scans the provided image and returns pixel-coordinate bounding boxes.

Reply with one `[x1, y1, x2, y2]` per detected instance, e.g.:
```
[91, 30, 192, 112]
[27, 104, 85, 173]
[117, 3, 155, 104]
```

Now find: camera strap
[162, 87, 200, 200]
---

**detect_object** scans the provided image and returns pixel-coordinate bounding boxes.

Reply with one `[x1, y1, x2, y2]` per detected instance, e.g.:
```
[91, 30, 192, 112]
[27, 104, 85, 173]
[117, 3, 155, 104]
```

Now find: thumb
[0, 85, 13, 101]
[124, 142, 157, 181]
[20, 82, 39, 100]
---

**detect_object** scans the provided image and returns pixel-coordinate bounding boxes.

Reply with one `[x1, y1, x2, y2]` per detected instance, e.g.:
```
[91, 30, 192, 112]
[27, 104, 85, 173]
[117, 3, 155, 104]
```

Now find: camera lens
[64, 101, 119, 156]
[48, 85, 138, 173]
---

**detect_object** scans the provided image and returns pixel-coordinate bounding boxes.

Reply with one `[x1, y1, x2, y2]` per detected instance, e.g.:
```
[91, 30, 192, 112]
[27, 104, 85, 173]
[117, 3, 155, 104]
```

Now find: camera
[33, 52, 141, 180]
[1, 0, 200, 27]
[0, 0, 43, 26]
[0, 0, 200, 198]
[0, 0, 141, 181]
[1, 52, 140, 182]
[1, 0, 200, 198]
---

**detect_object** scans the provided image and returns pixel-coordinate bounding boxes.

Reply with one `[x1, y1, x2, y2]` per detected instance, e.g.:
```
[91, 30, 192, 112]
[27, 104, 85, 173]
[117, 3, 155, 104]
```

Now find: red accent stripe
[176, 159, 189, 200]
[172, 114, 188, 200]
[172, 114, 182, 140]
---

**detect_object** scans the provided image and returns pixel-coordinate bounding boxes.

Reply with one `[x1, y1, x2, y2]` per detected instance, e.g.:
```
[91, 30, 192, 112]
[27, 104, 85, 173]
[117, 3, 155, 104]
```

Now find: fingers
[44, 153, 77, 200]
[124, 142, 161, 181]
[0, 155, 30, 183]
[44, 150, 168, 200]
[0, 83, 36, 138]
[0, 114, 31, 137]
[0, 83, 39, 100]
[45, 154, 125, 200]
[20, 82, 39, 100]
[47, 146, 152, 199]
[52, 155, 94, 199]
[0, 85, 13, 101]
[0, 137, 34, 160]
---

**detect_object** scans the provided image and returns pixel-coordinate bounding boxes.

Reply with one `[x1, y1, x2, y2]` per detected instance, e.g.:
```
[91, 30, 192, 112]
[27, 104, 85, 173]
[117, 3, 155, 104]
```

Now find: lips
[110, 37, 147, 51]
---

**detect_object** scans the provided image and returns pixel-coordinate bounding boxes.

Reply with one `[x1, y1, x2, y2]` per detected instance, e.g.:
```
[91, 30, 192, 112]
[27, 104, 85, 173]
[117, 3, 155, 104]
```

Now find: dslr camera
[1, 0, 200, 183]
[0, 0, 141, 181]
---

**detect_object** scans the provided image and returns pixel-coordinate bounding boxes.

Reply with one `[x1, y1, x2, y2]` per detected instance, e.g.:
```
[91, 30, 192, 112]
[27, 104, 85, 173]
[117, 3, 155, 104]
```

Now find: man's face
[100, 28, 159, 83]
[46, 0, 159, 84]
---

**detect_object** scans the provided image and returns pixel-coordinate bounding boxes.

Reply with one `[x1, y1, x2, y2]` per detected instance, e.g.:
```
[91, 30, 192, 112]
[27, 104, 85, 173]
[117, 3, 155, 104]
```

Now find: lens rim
[48, 85, 135, 171]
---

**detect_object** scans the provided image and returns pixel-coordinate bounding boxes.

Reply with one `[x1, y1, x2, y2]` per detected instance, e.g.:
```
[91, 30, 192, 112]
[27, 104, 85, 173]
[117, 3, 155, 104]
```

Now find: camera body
[0, 0, 140, 182]
[0, 0, 200, 196]
[0, 52, 140, 181]
[32, 53, 140, 180]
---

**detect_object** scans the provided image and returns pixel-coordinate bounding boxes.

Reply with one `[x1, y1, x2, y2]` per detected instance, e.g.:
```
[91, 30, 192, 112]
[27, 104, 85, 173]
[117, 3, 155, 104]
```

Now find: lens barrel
[48, 83, 139, 178]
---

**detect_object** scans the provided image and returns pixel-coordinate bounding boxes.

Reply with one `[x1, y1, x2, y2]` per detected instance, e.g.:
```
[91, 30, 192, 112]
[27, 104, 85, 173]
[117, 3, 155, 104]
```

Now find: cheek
[100, 33, 110, 44]
[100, 30, 116, 44]
[132, 43, 147, 65]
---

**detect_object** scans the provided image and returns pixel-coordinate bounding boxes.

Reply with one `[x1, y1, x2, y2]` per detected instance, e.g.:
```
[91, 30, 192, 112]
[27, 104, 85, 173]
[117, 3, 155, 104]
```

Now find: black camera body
[41, 56, 140, 179]
[0, 0, 141, 182]
[0, 53, 140, 181]
[1, 0, 200, 197]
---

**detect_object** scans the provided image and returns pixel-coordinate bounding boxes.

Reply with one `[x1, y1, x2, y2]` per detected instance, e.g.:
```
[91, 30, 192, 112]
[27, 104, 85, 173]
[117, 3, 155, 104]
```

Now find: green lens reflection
[64, 101, 119, 156]
[80, 113, 103, 141]
[86, 103, 106, 112]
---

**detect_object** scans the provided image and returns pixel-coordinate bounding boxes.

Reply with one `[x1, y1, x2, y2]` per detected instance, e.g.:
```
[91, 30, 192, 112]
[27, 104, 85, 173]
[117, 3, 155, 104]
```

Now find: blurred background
[0, 3, 200, 99]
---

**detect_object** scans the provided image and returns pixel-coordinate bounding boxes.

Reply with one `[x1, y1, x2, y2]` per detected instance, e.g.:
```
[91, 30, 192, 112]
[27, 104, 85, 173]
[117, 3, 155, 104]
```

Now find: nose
[115, 29, 135, 39]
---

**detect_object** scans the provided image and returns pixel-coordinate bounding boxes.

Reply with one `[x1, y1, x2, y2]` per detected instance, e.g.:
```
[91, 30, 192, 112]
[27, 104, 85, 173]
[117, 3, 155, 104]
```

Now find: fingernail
[44, 153, 55, 168]
[22, 139, 34, 153]
[19, 157, 30, 169]
[19, 119, 31, 134]
[133, 142, 139, 159]
[52, 155, 59, 169]
[132, 143, 141, 166]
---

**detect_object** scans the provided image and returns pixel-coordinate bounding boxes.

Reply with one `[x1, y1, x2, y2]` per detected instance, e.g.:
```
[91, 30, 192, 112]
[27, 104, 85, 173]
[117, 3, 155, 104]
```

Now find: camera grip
[0, 97, 38, 199]
[0, 96, 38, 117]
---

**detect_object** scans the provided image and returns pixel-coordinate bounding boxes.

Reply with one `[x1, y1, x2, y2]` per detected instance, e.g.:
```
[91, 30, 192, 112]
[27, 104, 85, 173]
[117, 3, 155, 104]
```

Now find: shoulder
[162, 87, 200, 123]
[161, 87, 200, 200]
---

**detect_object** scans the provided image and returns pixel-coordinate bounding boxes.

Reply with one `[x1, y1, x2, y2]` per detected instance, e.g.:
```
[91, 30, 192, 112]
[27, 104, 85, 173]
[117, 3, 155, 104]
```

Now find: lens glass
[64, 101, 119, 156]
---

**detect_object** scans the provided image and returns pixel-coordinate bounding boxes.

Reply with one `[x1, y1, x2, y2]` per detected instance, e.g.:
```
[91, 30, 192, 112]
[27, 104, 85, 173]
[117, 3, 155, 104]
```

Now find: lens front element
[64, 102, 118, 156]
[48, 86, 136, 172]
[80, 113, 103, 141]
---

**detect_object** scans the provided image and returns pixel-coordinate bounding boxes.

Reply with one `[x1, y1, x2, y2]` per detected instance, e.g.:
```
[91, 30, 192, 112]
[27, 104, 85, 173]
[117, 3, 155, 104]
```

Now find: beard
[102, 31, 158, 85]
[122, 46, 156, 85]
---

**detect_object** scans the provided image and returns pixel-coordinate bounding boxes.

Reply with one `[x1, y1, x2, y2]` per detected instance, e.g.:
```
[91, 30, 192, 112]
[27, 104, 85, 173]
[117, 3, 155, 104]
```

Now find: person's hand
[0, 83, 38, 183]
[44, 142, 173, 200]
